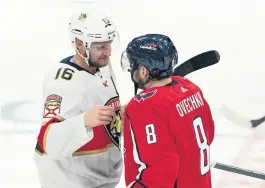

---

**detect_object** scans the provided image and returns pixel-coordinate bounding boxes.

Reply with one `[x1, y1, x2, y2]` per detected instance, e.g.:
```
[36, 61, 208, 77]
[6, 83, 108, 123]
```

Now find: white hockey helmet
[68, 9, 119, 64]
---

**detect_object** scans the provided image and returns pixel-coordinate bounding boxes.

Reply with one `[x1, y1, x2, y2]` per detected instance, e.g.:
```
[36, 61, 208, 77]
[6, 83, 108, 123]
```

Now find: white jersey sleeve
[38, 64, 94, 159]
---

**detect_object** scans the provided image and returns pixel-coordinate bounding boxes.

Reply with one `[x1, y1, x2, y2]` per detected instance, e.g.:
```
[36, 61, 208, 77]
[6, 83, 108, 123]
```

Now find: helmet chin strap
[75, 46, 98, 68]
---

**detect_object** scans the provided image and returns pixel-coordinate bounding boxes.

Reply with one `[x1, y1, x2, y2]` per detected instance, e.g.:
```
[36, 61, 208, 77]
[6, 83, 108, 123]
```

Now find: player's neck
[146, 77, 172, 89]
[73, 54, 98, 73]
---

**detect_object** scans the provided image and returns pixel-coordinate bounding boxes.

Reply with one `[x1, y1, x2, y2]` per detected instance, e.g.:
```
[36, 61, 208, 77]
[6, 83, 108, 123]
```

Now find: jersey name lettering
[176, 92, 204, 117]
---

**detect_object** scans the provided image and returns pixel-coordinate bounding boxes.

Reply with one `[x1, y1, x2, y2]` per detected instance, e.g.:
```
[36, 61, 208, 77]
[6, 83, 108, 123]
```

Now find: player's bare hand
[84, 106, 116, 128]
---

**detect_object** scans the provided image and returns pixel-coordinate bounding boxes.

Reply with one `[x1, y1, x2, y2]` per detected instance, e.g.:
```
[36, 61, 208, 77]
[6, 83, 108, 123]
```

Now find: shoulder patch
[43, 94, 62, 118]
[103, 96, 121, 150]
[134, 89, 157, 102]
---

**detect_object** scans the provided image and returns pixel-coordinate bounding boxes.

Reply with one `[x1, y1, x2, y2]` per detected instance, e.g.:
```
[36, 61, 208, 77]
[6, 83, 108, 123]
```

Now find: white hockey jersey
[33, 56, 123, 188]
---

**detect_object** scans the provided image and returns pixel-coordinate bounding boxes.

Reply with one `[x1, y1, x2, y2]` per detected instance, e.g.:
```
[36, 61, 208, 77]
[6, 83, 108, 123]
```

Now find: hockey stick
[220, 105, 265, 128]
[211, 162, 265, 180]
[173, 50, 220, 77]
[134, 50, 220, 95]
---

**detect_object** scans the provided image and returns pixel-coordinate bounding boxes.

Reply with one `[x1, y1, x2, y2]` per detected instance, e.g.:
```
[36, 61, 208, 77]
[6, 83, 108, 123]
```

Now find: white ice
[1, 0, 265, 187]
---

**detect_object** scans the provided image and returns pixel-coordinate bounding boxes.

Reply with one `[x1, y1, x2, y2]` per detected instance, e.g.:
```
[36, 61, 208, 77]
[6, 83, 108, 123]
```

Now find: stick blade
[220, 104, 252, 128]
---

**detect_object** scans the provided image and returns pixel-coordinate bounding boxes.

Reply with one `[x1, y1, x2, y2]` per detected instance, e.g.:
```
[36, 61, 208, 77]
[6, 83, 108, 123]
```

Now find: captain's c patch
[43, 94, 62, 118]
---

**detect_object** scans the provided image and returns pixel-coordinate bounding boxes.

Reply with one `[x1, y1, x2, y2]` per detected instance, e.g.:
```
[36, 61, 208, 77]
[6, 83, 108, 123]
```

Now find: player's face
[89, 41, 112, 68]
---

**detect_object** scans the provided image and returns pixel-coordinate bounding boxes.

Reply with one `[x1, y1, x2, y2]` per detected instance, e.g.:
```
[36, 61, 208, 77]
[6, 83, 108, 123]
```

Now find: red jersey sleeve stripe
[125, 111, 148, 187]
[37, 117, 62, 154]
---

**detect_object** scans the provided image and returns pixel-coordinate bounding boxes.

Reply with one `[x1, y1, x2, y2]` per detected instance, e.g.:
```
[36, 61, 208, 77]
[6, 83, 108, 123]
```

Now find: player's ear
[138, 65, 146, 76]
[75, 38, 83, 49]
[143, 66, 150, 78]
[138, 65, 149, 79]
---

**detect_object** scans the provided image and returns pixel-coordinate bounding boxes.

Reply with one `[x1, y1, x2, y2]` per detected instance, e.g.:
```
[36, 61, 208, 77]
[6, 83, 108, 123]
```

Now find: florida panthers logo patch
[134, 90, 157, 102]
[43, 94, 62, 118]
[103, 96, 121, 150]
[78, 13, 87, 22]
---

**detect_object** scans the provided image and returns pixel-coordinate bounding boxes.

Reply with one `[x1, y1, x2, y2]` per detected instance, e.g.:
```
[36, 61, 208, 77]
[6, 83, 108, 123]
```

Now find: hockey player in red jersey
[120, 34, 215, 188]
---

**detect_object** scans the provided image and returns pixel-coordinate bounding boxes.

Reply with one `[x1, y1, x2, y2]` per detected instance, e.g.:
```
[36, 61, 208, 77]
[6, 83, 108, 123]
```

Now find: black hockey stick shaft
[173, 50, 220, 76]
[213, 162, 265, 180]
[251, 115, 265, 128]
[134, 50, 220, 95]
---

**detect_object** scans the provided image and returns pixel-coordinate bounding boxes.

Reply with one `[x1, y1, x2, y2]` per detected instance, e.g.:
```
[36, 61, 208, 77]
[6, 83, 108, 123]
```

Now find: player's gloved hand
[84, 106, 116, 128]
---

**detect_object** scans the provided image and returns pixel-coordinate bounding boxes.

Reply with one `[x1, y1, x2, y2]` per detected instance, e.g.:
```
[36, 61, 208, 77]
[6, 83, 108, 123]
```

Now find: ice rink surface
[1, 0, 265, 187]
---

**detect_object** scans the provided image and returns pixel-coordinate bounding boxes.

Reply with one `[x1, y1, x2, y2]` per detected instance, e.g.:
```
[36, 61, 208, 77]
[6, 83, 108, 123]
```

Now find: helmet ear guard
[150, 68, 160, 76]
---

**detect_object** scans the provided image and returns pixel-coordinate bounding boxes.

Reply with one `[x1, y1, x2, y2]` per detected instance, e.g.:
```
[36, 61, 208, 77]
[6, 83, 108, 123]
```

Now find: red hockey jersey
[123, 76, 215, 188]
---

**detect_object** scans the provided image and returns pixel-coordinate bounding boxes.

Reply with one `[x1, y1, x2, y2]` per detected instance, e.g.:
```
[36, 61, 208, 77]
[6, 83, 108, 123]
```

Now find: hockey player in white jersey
[34, 10, 123, 188]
